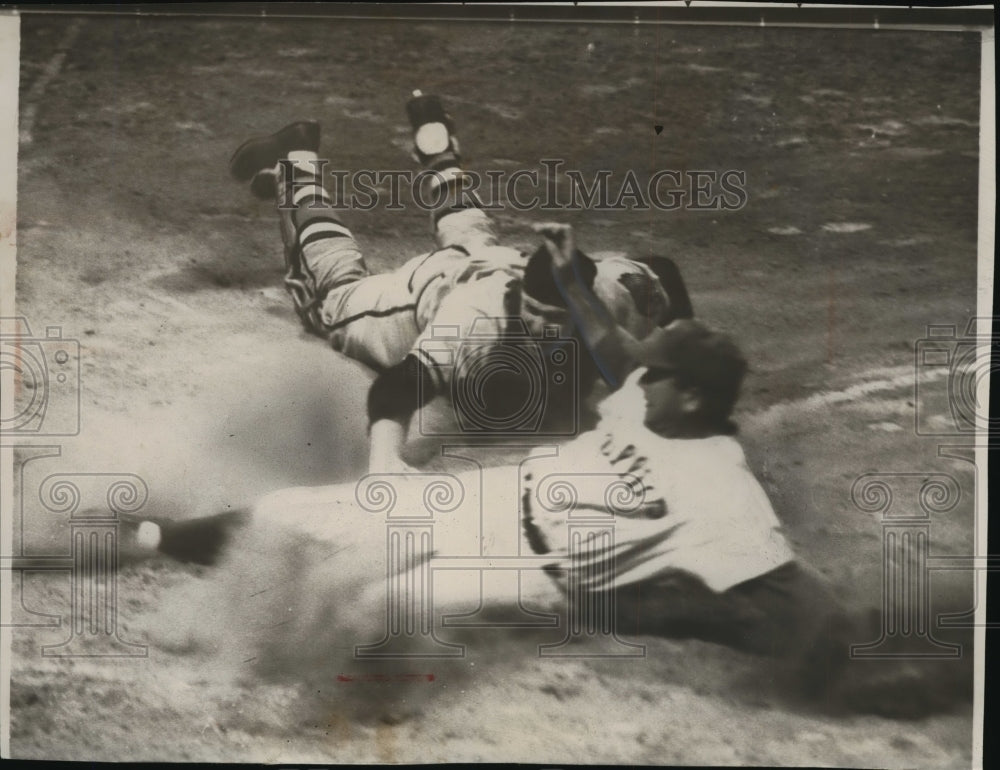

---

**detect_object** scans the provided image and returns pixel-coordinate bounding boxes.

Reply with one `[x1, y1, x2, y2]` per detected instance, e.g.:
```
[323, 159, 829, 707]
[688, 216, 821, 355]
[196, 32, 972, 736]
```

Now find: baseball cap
[623, 319, 748, 411]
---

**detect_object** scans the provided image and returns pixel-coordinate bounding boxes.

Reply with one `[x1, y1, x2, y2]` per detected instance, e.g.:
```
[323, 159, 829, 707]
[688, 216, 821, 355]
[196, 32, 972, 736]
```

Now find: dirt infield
[7, 14, 984, 765]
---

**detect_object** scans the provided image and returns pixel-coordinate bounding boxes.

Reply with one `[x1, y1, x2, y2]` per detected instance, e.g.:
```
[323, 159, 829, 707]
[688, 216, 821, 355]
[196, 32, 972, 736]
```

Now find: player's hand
[532, 222, 576, 271]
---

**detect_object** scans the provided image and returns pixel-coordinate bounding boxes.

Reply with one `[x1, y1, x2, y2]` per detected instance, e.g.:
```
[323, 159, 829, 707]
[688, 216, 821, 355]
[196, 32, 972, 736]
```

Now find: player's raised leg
[407, 91, 499, 253]
[230, 121, 368, 333]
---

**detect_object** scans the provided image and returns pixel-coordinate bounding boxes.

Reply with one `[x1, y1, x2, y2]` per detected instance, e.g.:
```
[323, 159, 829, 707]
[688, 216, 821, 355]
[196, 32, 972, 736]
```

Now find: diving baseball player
[120, 210, 950, 718]
[123, 314, 872, 708]
[229, 92, 694, 473]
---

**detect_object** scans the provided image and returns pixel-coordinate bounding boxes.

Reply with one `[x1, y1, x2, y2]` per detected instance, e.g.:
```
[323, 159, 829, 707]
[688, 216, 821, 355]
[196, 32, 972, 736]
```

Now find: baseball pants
[277, 160, 503, 370]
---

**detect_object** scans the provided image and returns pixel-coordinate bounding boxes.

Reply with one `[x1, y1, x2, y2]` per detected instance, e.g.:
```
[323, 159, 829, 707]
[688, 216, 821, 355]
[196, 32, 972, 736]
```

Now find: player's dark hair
[523, 244, 597, 307]
[633, 320, 746, 436]
[674, 340, 746, 436]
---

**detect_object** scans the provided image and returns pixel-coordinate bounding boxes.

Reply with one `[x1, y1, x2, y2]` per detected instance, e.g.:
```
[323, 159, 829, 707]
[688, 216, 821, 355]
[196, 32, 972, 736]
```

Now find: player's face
[637, 366, 702, 436]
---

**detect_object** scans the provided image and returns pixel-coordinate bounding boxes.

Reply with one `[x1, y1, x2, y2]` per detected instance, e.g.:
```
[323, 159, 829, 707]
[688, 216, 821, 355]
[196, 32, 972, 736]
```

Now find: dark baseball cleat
[229, 120, 321, 182]
[156, 509, 252, 566]
[405, 90, 461, 171]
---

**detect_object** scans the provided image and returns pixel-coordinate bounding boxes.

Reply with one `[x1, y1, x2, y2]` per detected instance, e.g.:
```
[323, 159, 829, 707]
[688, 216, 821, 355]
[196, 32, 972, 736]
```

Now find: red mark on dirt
[336, 673, 435, 683]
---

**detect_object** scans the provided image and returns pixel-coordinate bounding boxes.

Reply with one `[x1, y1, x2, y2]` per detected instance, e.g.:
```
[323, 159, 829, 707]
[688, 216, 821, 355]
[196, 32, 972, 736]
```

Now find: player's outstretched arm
[533, 223, 637, 389]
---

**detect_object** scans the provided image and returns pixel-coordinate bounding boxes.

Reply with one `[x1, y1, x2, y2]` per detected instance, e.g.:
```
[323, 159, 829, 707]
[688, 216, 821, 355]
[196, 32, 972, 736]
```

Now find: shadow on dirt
[149, 264, 282, 293]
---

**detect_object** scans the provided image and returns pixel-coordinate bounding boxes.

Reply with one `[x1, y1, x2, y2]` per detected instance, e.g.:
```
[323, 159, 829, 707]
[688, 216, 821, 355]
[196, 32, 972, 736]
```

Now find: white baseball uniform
[519, 368, 797, 593]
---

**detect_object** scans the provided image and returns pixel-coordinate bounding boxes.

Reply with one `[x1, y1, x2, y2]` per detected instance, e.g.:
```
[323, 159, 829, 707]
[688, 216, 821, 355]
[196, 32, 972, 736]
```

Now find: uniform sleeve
[586, 328, 638, 390]
[410, 274, 512, 392]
